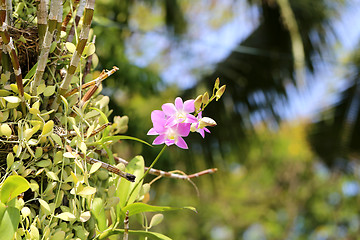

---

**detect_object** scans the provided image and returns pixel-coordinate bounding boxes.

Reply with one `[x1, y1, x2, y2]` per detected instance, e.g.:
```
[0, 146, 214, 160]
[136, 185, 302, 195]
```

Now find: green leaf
[0, 202, 6, 221]
[0, 206, 20, 240]
[36, 160, 52, 168]
[99, 229, 172, 240]
[43, 86, 56, 97]
[41, 120, 54, 137]
[89, 162, 102, 174]
[89, 107, 108, 123]
[91, 198, 107, 231]
[65, 42, 76, 53]
[6, 153, 14, 170]
[51, 133, 63, 148]
[0, 175, 30, 204]
[3, 96, 21, 103]
[101, 135, 152, 147]
[30, 224, 40, 240]
[0, 90, 11, 97]
[83, 42, 96, 57]
[55, 212, 76, 222]
[122, 203, 197, 217]
[78, 186, 96, 197]
[37, 83, 46, 95]
[24, 62, 38, 79]
[79, 211, 91, 222]
[38, 199, 51, 215]
[117, 156, 144, 216]
[51, 230, 65, 240]
[46, 171, 59, 181]
[60, 95, 69, 112]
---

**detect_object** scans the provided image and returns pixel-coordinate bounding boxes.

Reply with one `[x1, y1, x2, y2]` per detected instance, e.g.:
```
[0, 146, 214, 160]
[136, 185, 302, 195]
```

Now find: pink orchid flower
[148, 122, 191, 149]
[162, 97, 197, 127]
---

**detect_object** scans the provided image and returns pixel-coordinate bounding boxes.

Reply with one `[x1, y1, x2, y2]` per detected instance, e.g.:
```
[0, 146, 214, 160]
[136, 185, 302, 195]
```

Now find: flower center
[167, 128, 177, 140]
[176, 111, 186, 122]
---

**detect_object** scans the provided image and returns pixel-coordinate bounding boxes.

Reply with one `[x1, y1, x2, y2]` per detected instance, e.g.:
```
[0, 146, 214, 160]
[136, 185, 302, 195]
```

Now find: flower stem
[125, 145, 167, 206]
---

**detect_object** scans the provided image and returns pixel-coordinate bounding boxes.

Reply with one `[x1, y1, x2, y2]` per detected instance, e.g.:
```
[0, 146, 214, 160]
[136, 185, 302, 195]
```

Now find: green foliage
[122, 202, 196, 217]
[0, 1, 200, 239]
[0, 175, 29, 204]
[0, 175, 29, 240]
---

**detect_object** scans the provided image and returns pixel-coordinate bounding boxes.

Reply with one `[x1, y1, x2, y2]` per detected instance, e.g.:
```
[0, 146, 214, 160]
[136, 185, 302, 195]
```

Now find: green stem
[125, 145, 167, 206]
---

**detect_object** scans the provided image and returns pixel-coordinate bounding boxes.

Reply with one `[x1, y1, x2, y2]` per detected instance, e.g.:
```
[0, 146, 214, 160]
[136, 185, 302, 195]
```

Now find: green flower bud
[215, 85, 226, 101]
[202, 92, 209, 105]
[214, 77, 220, 89]
[194, 95, 203, 111]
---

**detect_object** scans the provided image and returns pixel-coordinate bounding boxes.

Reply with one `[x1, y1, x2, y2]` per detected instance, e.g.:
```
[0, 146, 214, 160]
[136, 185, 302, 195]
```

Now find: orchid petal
[174, 97, 183, 110]
[177, 123, 191, 137]
[153, 135, 166, 145]
[165, 115, 177, 127]
[165, 139, 175, 146]
[186, 114, 198, 123]
[151, 110, 165, 122]
[175, 137, 188, 149]
[183, 100, 195, 113]
[162, 103, 176, 116]
[147, 128, 158, 135]
[198, 129, 205, 138]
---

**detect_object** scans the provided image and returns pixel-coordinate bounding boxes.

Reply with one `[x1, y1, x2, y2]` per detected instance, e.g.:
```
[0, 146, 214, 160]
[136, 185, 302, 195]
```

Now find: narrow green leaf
[101, 135, 152, 147]
[24, 62, 38, 79]
[89, 107, 108, 123]
[122, 202, 197, 217]
[117, 156, 144, 216]
[99, 229, 172, 240]
[0, 175, 30, 204]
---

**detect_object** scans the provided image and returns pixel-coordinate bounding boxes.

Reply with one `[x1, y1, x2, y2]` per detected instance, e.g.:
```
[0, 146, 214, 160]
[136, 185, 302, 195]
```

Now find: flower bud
[215, 85, 226, 101]
[198, 117, 217, 129]
[202, 92, 209, 105]
[214, 78, 220, 89]
[194, 95, 203, 111]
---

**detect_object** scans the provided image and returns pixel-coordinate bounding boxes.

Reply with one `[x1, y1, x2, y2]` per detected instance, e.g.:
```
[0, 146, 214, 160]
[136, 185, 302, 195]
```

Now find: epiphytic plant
[0, 1, 224, 239]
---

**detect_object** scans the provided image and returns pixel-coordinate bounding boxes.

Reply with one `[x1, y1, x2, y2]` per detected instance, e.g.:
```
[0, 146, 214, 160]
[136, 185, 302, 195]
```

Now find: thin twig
[113, 155, 218, 180]
[65, 145, 135, 182]
[65, 66, 119, 97]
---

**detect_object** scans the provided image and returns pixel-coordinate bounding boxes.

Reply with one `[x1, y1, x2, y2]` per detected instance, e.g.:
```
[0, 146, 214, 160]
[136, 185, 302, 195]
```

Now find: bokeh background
[92, 0, 360, 239]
